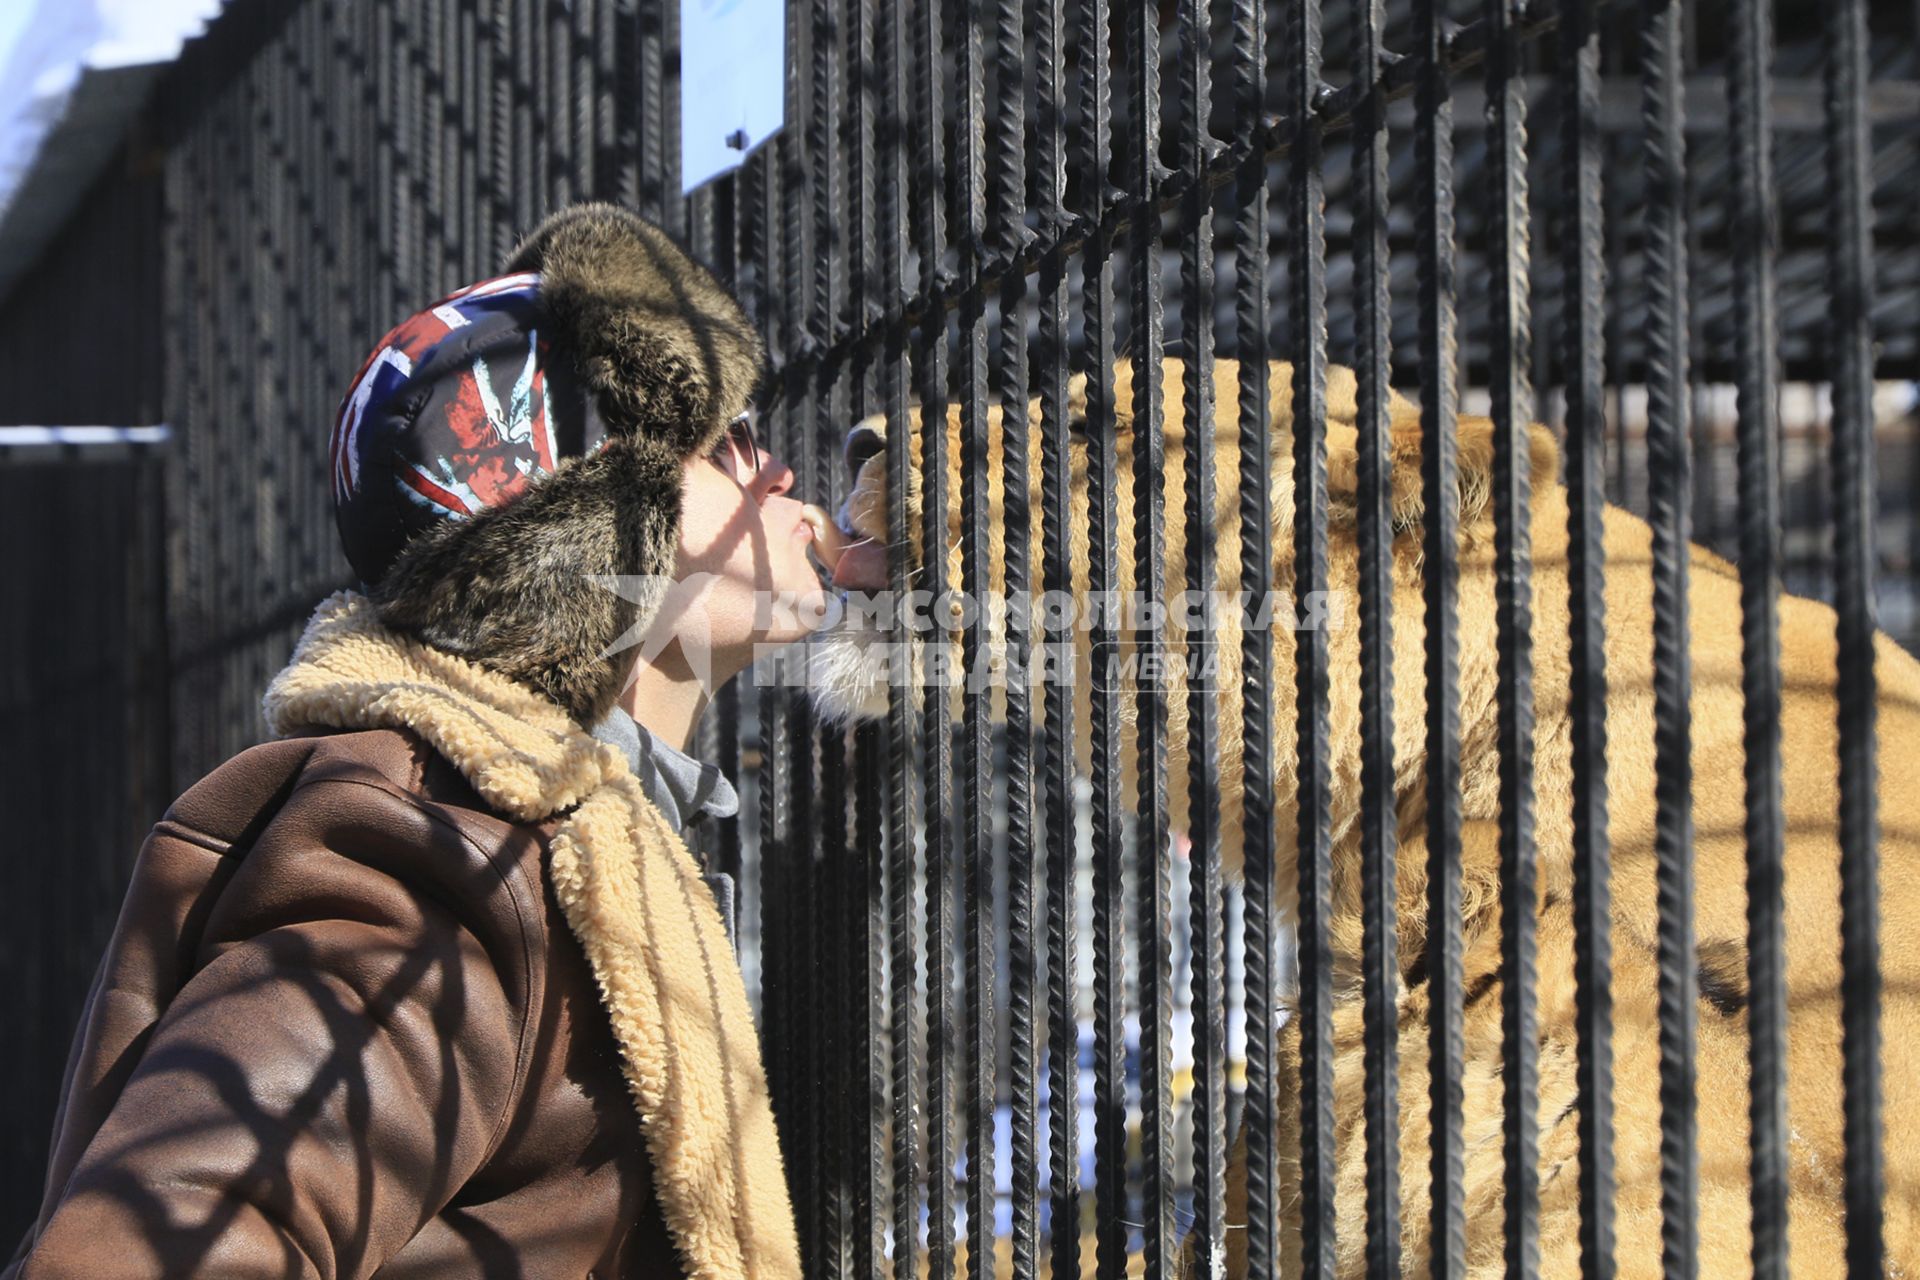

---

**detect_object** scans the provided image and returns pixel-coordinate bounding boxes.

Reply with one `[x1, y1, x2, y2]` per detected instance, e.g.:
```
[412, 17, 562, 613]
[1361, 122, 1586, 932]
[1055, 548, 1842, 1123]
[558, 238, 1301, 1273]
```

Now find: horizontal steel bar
[1385, 75, 1920, 133]
[763, 0, 1608, 382]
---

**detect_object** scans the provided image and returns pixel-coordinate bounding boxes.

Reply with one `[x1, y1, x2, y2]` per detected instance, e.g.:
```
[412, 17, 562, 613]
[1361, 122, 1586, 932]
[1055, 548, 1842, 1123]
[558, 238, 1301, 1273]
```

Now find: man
[6, 204, 848, 1279]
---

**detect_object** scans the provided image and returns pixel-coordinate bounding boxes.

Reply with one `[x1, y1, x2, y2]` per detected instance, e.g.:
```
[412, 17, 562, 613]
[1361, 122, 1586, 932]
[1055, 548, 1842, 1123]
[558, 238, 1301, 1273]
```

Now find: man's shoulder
[159, 729, 556, 975]
[168, 728, 549, 874]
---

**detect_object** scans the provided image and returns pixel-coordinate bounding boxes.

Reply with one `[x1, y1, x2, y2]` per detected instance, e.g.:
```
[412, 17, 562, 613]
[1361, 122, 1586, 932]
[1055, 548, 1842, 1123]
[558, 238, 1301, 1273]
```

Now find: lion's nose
[844, 419, 885, 478]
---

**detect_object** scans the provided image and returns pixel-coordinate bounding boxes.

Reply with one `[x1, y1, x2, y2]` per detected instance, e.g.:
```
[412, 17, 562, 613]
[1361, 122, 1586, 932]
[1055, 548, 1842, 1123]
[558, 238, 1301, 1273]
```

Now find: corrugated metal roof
[0, 0, 224, 309]
[0, 62, 166, 307]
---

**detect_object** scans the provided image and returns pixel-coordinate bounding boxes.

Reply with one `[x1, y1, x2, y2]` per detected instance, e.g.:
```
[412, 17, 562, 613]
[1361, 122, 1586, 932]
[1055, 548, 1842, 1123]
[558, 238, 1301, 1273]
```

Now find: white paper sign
[680, 0, 785, 194]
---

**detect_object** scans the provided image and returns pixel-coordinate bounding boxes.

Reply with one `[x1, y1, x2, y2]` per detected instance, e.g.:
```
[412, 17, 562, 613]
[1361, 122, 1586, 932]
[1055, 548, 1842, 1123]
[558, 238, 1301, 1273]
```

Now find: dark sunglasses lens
[711, 416, 759, 477]
[740, 418, 761, 473]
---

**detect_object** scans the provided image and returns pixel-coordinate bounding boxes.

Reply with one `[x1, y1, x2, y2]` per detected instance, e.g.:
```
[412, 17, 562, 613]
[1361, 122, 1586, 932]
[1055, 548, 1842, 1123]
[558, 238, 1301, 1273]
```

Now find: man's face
[667, 415, 829, 657]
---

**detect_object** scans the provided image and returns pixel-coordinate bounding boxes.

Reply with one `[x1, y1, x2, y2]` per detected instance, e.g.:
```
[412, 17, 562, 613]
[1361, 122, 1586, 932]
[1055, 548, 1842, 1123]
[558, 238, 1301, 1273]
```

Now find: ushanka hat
[328, 203, 765, 729]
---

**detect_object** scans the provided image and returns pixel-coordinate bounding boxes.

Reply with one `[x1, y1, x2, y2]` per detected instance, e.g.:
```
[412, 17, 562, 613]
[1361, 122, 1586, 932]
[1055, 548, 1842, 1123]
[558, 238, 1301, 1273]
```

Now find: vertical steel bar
[484, 0, 512, 263]
[399, 1, 425, 293]
[1033, 0, 1080, 1269]
[456, 0, 482, 278]
[737, 149, 766, 340]
[1231, 0, 1279, 1271]
[987, 0, 1040, 1270]
[1076, 0, 1127, 1270]
[760, 610, 793, 1236]
[780, 0, 822, 1256]
[450, 0, 471, 280]
[1603, 116, 1631, 510]
[1485, 0, 1540, 1269]
[244, 37, 272, 651]
[199, 47, 221, 752]
[809, 0, 850, 1269]
[952, 0, 996, 1271]
[842, 1, 886, 1273]
[910, 0, 951, 307]
[1349, 0, 1399, 1267]
[988, 0, 1029, 259]
[511, 0, 536, 236]
[690, 186, 717, 280]
[160, 62, 188, 792]
[211, 53, 232, 736]
[912, 0, 957, 1269]
[1127, 0, 1172, 1274]
[1640, 0, 1698, 1271]
[592, 0, 618, 202]
[461, 0, 490, 266]
[713, 681, 743, 885]
[384, 1, 413, 297]
[639, 0, 666, 220]
[529, 0, 554, 220]
[819, 719, 851, 1280]
[788, 687, 823, 1272]
[1558, 0, 1616, 1273]
[661, 0, 688, 234]
[546, 0, 574, 207]
[1287, 0, 1337, 1267]
[613, 0, 641, 211]
[571, 0, 596, 202]
[877, 0, 921, 1268]
[847, 0, 876, 396]
[288, 5, 317, 581]
[421, 0, 448, 278]
[810, 0, 842, 364]
[1177, 0, 1225, 1270]
[1414, 2, 1468, 1273]
[744, 117, 783, 1143]
[1822, 0, 1885, 1271]
[855, 712, 888, 1280]
[1727, 0, 1788, 1270]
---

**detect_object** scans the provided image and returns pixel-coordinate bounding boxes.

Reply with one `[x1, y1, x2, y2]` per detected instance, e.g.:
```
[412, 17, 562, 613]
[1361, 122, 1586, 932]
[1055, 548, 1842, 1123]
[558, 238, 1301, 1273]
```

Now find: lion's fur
[804, 357, 1920, 1276]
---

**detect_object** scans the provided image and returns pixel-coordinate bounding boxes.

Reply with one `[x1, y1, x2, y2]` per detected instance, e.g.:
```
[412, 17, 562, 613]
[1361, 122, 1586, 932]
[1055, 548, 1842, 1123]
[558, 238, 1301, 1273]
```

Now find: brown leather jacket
[6, 725, 684, 1279]
[10, 589, 799, 1280]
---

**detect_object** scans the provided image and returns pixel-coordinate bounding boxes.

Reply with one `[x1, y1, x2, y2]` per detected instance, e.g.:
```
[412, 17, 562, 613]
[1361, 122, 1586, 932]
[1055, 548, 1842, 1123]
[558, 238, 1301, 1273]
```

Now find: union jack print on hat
[330, 271, 608, 587]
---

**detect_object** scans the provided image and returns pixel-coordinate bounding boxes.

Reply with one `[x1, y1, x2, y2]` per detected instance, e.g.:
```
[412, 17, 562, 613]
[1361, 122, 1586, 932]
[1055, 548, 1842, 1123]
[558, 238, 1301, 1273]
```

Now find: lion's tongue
[832, 538, 889, 592]
[801, 503, 889, 591]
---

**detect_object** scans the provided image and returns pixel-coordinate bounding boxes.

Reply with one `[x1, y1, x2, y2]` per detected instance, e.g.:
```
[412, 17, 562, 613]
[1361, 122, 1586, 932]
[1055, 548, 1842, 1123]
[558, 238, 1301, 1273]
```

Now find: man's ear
[1321, 401, 1560, 538]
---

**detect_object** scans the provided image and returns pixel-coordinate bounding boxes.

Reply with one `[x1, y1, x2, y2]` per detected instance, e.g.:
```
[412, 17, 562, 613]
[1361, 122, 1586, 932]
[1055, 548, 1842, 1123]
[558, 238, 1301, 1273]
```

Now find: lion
[800, 358, 1920, 1277]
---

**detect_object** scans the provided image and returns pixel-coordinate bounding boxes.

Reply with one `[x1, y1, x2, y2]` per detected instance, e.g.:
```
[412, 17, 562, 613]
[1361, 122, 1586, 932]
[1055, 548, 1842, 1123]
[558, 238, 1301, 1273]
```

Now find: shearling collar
[263, 591, 800, 1280]
[265, 590, 615, 820]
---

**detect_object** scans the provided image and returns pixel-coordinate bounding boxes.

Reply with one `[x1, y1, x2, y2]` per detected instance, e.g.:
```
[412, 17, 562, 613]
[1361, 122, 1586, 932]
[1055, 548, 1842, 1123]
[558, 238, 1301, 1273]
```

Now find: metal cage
[3, 0, 1917, 1274]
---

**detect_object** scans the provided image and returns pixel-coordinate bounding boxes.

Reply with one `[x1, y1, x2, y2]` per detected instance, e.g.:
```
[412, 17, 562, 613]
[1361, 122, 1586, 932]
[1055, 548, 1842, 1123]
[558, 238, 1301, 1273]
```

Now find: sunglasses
[707, 409, 763, 481]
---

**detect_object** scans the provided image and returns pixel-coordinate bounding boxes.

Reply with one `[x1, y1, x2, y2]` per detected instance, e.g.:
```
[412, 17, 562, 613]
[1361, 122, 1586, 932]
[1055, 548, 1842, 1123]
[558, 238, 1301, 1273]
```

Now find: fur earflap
[362, 204, 767, 730]
[506, 202, 765, 455]
[371, 436, 686, 728]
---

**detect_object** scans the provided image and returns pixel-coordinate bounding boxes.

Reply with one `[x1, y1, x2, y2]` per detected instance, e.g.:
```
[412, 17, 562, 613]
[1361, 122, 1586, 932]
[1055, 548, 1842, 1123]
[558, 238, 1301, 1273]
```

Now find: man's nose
[753, 455, 797, 499]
